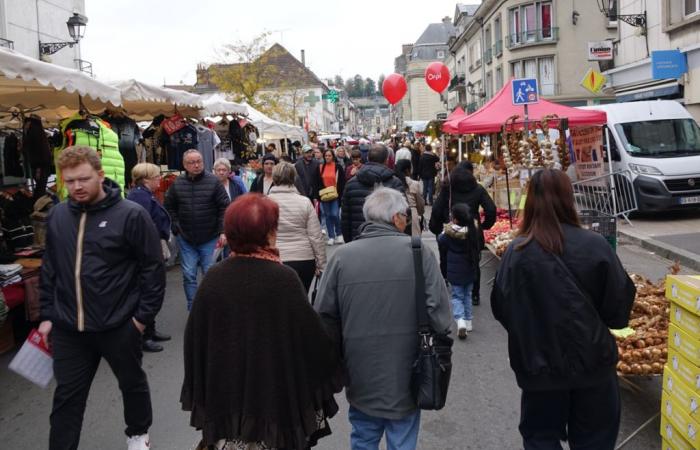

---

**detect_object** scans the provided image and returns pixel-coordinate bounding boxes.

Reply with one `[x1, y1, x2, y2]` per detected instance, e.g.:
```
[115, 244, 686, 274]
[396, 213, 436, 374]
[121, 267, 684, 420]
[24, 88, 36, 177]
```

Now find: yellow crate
[670, 323, 700, 367]
[672, 302, 700, 339]
[667, 276, 700, 316]
[661, 411, 696, 450]
[662, 389, 700, 447]
[668, 347, 700, 395]
[664, 367, 700, 421]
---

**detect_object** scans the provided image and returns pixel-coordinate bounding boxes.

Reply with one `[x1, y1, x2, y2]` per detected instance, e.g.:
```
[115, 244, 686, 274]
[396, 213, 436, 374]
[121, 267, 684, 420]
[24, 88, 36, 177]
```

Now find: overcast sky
[81, 0, 478, 86]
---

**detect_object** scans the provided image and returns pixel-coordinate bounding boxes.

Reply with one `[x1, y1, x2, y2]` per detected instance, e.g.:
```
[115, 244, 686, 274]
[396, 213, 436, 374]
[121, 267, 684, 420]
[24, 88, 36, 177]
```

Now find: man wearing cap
[294, 144, 322, 201]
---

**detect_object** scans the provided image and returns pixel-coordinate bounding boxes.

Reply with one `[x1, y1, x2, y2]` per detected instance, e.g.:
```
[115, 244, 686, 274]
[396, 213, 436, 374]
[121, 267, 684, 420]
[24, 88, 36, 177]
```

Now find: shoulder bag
[318, 165, 339, 202]
[410, 236, 453, 410]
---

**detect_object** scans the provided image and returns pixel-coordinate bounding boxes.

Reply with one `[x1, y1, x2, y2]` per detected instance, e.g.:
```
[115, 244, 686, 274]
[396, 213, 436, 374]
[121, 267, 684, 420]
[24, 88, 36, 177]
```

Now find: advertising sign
[572, 127, 606, 182]
[587, 41, 614, 61]
[652, 50, 688, 80]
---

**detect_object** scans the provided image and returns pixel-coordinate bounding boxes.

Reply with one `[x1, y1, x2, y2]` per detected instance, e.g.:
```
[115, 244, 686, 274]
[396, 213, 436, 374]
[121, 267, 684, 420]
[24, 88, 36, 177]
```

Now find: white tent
[242, 102, 305, 141]
[110, 79, 204, 119]
[0, 46, 122, 120]
[200, 93, 247, 116]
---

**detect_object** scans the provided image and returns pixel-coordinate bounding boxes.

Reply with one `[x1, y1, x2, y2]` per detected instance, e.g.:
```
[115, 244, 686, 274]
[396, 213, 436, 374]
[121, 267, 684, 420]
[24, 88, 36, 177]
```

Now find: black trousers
[519, 373, 620, 450]
[49, 321, 152, 450]
[473, 251, 482, 299]
[284, 259, 316, 293]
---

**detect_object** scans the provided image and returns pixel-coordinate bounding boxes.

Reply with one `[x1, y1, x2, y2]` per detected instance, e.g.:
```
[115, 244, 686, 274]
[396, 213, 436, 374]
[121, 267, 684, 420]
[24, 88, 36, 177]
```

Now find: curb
[618, 229, 700, 272]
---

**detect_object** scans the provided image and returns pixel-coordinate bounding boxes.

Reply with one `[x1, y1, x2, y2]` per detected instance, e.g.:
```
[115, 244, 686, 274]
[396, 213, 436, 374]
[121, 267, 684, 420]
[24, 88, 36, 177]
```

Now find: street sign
[322, 89, 339, 103]
[511, 78, 538, 105]
[652, 50, 687, 80]
[580, 68, 607, 94]
[587, 41, 613, 61]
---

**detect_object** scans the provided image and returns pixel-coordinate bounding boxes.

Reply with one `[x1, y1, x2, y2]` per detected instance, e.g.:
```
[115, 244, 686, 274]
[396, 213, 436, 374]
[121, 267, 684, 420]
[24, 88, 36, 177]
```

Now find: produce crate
[666, 276, 700, 316]
[661, 413, 695, 450]
[578, 210, 617, 249]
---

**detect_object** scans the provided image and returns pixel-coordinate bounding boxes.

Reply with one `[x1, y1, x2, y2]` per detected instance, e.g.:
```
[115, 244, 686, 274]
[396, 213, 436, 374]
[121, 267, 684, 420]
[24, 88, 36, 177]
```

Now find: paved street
[0, 225, 692, 449]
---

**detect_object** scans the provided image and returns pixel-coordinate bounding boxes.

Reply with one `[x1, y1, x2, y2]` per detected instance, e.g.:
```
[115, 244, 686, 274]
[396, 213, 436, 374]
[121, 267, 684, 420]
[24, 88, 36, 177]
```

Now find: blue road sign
[512, 78, 539, 105]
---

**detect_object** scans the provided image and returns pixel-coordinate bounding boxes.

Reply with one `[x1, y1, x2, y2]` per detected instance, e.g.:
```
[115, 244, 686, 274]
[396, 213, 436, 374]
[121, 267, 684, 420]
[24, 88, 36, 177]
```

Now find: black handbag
[410, 236, 453, 410]
[310, 275, 319, 306]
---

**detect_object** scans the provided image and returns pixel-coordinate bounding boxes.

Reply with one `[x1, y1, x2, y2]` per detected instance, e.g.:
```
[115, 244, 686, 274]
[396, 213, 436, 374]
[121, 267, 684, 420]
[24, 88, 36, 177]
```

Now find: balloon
[425, 62, 450, 93]
[382, 73, 408, 105]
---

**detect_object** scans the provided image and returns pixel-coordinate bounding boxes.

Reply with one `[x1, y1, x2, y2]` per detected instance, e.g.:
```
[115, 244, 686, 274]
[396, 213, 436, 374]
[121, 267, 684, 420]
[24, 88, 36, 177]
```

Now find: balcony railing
[448, 74, 466, 92]
[506, 27, 559, 49]
[0, 38, 14, 49]
[483, 48, 493, 65]
[494, 40, 503, 57]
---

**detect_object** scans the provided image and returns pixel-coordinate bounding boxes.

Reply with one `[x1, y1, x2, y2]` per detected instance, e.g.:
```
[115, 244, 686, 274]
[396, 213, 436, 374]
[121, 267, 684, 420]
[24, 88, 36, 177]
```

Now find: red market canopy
[444, 79, 607, 134]
[442, 106, 466, 134]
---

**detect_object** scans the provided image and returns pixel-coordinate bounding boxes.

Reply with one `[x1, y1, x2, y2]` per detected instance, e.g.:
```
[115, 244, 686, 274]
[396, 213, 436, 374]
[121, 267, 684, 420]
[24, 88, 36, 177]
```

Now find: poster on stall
[571, 126, 606, 183]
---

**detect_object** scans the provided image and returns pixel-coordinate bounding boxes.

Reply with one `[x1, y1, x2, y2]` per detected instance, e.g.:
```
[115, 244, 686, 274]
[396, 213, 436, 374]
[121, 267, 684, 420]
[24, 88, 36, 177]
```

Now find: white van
[580, 100, 700, 212]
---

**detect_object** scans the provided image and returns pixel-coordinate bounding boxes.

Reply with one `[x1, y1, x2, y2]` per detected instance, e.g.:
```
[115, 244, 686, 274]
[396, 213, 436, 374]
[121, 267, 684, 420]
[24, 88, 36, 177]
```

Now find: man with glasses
[164, 149, 229, 310]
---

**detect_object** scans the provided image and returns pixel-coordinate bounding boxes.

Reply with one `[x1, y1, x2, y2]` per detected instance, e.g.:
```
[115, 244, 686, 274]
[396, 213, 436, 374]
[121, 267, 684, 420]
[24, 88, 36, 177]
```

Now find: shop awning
[442, 106, 467, 134]
[445, 79, 607, 134]
[0, 47, 122, 118]
[110, 79, 204, 118]
[242, 103, 306, 140]
[200, 93, 247, 116]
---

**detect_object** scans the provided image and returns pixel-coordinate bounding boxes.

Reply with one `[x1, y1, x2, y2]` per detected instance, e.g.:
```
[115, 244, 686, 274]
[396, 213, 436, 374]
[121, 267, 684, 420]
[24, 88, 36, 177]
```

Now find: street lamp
[39, 13, 88, 56]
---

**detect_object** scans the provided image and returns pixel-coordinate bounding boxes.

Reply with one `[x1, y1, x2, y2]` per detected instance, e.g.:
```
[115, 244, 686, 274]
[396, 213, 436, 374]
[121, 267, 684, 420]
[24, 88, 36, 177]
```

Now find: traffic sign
[322, 89, 339, 103]
[512, 78, 539, 105]
[580, 68, 606, 94]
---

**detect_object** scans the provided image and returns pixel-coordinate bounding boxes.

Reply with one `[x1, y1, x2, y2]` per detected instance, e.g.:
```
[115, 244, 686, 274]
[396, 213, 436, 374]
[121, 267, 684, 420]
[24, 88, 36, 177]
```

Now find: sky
[80, 0, 479, 86]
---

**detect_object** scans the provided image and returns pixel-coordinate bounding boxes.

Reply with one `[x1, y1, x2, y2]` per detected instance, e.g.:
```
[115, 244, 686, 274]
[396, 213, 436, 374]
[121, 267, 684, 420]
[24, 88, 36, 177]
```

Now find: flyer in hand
[8, 329, 53, 388]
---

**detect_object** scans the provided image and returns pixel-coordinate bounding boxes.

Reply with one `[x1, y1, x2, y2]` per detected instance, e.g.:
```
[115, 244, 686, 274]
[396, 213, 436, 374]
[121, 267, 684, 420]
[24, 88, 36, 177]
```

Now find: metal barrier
[572, 170, 638, 225]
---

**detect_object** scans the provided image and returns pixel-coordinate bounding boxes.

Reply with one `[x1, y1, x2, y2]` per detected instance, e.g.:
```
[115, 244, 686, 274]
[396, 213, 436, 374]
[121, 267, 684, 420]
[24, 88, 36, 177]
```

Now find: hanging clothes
[2, 134, 23, 178]
[195, 124, 221, 172]
[162, 122, 198, 171]
[142, 115, 166, 165]
[101, 113, 141, 187]
[0, 190, 34, 251]
[22, 118, 52, 198]
[214, 120, 234, 161]
[229, 119, 247, 160]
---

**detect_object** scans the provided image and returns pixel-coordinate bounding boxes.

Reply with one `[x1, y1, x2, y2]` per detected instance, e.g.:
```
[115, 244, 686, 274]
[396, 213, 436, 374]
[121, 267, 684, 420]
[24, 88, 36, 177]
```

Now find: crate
[578, 210, 617, 248]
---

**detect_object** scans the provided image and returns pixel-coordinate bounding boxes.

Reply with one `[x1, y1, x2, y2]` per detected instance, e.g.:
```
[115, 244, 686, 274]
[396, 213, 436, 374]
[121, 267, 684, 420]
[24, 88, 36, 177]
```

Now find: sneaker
[327, 238, 335, 246]
[321, 229, 327, 235]
[127, 434, 150, 450]
[457, 319, 467, 340]
[334, 236, 344, 245]
[465, 320, 473, 332]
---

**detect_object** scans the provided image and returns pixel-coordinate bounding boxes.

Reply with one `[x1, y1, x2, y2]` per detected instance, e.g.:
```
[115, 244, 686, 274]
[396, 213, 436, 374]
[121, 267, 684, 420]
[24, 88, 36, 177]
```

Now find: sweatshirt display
[162, 122, 198, 171]
[195, 124, 220, 172]
[101, 111, 141, 187]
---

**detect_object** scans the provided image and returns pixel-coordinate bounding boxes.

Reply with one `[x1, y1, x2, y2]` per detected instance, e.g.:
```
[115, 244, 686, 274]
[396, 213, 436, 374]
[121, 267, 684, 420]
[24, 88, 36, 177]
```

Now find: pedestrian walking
[294, 144, 322, 202]
[410, 142, 422, 180]
[251, 153, 277, 195]
[430, 161, 496, 305]
[437, 203, 480, 339]
[319, 148, 346, 245]
[127, 163, 173, 353]
[395, 141, 412, 162]
[336, 146, 351, 171]
[315, 187, 451, 450]
[394, 159, 424, 237]
[38, 146, 165, 450]
[491, 169, 636, 450]
[213, 157, 247, 202]
[345, 148, 363, 181]
[164, 149, 229, 311]
[268, 162, 326, 292]
[181, 193, 342, 450]
[418, 144, 440, 205]
[340, 144, 405, 243]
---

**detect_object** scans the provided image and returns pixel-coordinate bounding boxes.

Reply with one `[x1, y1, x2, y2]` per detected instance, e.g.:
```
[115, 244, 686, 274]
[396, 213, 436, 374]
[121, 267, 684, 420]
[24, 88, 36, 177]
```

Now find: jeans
[349, 406, 421, 450]
[177, 236, 218, 310]
[422, 177, 435, 205]
[451, 283, 473, 321]
[50, 322, 151, 450]
[321, 199, 341, 239]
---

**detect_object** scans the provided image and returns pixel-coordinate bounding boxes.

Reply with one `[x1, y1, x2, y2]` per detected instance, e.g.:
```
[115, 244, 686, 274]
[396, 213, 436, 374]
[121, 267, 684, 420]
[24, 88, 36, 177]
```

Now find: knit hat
[302, 144, 313, 152]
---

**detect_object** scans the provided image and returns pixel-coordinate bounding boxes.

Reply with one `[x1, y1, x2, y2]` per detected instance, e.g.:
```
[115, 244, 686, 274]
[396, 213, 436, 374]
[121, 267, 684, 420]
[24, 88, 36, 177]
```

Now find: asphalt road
[0, 229, 686, 449]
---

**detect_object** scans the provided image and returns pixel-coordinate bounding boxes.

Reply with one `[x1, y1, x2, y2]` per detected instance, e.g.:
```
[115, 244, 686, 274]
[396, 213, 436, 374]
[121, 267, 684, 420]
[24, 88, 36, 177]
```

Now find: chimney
[301, 49, 306, 67]
[443, 16, 452, 25]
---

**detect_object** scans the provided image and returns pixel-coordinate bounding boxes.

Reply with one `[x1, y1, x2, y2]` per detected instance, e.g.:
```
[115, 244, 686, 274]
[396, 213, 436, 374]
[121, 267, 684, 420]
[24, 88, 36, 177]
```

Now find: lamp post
[38, 13, 88, 57]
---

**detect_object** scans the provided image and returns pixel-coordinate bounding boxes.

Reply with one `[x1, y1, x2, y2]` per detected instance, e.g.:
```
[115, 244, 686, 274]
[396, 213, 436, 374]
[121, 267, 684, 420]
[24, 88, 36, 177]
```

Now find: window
[512, 61, 523, 78]
[494, 16, 502, 55]
[486, 71, 493, 98]
[511, 56, 555, 95]
[686, 0, 700, 16]
[607, 0, 618, 25]
[538, 56, 554, 95]
[469, 40, 482, 69]
[437, 50, 445, 59]
[510, 8, 521, 43]
[524, 5, 537, 42]
[509, 2, 554, 46]
[541, 3, 552, 37]
[496, 66, 504, 90]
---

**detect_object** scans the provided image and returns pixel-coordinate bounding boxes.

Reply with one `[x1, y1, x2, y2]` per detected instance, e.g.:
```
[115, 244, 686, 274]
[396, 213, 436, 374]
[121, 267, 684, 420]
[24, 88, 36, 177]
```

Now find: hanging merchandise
[0, 190, 34, 251]
[101, 109, 141, 187]
[214, 118, 234, 162]
[195, 123, 220, 172]
[161, 114, 187, 135]
[162, 121, 198, 171]
[142, 115, 166, 165]
[2, 134, 23, 178]
[21, 117, 52, 199]
[228, 119, 247, 161]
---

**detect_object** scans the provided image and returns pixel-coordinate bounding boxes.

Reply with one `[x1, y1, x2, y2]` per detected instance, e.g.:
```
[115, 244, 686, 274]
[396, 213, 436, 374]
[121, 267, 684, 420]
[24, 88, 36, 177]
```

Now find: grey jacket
[315, 222, 452, 419]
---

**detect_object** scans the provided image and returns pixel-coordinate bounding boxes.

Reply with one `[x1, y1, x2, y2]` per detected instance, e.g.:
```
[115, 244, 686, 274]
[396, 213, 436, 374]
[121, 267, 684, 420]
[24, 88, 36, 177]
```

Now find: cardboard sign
[161, 114, 186, 135]
[572, 127, 605, 183]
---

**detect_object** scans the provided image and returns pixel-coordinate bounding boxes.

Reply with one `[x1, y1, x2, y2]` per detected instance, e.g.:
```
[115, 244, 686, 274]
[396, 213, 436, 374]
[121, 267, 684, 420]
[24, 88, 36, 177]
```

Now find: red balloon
[425, 62, 450, 93]
[382, 73, 408, 105]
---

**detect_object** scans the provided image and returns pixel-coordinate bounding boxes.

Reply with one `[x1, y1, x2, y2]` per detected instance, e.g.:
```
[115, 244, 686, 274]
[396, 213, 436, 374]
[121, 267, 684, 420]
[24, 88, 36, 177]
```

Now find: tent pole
[606, 126, 619, 217]
[458, 137, 462, 163]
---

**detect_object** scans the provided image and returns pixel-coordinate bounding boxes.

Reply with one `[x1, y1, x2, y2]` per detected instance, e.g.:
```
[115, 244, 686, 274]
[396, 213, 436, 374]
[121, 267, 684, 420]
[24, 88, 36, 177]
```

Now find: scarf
[230, 247, 281, 264]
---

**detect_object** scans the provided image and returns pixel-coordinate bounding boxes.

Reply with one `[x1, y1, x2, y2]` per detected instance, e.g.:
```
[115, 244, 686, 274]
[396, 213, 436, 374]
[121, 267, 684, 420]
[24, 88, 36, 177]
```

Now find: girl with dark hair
[394, 159, 424, 237]
[437, 203, 479, 339]
[319, 149, 345, 245]
[491, 169, 636, 450]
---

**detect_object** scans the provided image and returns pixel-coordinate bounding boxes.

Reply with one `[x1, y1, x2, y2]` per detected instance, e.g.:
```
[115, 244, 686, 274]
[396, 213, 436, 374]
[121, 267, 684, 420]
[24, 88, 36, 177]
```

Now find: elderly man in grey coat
[315, 187, 451, 450]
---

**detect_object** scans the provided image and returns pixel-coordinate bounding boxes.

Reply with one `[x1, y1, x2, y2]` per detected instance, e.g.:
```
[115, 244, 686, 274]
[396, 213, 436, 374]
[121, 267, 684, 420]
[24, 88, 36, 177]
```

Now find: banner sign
[572, 126, 606, 182]
[652, 50, 687, 79]
[587, 41, 614, 61]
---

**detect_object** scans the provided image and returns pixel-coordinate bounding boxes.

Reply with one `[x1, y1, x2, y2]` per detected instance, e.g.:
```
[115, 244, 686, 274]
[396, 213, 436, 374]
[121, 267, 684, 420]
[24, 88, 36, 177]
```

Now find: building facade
[0, 0, 87, 71]
[605, 0, 700, 121]
[448, 0, 617, 113]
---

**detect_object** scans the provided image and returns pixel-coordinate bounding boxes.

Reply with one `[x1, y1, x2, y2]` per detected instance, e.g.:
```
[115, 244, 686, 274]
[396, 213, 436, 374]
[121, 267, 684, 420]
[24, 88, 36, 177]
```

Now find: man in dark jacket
[341, 144, 405, 242]
[164, 149, 229, 310]
[429, 162, 497, 305]
[38, 146, 165, 450]
[418, 144, 440, 205]
[294, 144, 322, 201]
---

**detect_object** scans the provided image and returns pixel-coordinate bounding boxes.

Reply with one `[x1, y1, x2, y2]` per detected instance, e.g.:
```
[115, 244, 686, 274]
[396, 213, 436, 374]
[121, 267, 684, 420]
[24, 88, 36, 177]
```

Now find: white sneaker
[327, 238, 335, 245]
[457, 319, 467, 340]
[127, 434, 150, 450]
[321, 229, 327, 235]
[465, 320, 473, 332]
[334, 236, 344, 245]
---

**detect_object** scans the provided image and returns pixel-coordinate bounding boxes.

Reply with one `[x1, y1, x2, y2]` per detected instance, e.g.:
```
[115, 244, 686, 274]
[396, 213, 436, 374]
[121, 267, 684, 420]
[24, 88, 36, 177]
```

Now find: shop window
[686, 0, 700, 16]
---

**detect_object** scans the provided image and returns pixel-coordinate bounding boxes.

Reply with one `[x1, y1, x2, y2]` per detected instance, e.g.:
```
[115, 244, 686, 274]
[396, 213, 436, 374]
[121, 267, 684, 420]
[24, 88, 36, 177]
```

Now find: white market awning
[242, 102, 306, 140]
[110, 79, 204, 118]
[200, 93, 247, 116]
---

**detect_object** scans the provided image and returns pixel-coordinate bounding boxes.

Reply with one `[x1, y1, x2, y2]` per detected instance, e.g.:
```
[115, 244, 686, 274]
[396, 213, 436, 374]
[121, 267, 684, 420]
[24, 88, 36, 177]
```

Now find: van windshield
[615, 119, 700, 157]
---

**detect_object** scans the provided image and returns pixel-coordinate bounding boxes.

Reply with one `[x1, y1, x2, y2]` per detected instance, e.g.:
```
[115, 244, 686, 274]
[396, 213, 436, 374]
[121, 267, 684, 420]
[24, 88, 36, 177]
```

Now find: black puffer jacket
[164, 171, 229, 245]
[429, 167, 497, 249]
[340, 163, 405, 242]
[39, 181, 165, 331]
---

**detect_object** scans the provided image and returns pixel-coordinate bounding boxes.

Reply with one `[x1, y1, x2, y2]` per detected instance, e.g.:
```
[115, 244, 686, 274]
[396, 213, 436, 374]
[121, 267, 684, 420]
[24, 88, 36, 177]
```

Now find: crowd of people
[36, 139, 637, 450]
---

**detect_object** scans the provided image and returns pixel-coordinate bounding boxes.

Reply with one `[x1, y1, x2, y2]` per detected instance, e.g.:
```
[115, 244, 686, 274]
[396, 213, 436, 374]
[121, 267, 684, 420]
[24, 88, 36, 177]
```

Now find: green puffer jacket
[55, 114, 125, 199]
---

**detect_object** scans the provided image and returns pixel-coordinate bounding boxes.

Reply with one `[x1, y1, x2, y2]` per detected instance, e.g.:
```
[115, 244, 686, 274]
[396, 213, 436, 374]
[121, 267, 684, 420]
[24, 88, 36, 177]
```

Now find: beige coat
[268, 185, 327, 270]
[406, 177, 425, 237]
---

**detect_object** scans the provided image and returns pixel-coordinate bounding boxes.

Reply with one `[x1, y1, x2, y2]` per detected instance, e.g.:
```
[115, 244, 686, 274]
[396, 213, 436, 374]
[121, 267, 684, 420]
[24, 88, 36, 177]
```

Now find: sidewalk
[618, 209, 700, 271]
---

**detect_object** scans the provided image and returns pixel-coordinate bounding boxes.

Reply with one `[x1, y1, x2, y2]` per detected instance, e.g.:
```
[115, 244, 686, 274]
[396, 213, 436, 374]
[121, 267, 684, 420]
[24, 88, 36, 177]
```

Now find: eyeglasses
[184, 160, 202, 166]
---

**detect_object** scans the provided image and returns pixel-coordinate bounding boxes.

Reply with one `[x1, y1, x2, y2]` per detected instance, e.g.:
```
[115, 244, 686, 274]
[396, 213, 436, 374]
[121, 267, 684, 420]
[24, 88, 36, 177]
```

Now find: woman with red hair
[181, 193, 342, 450]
